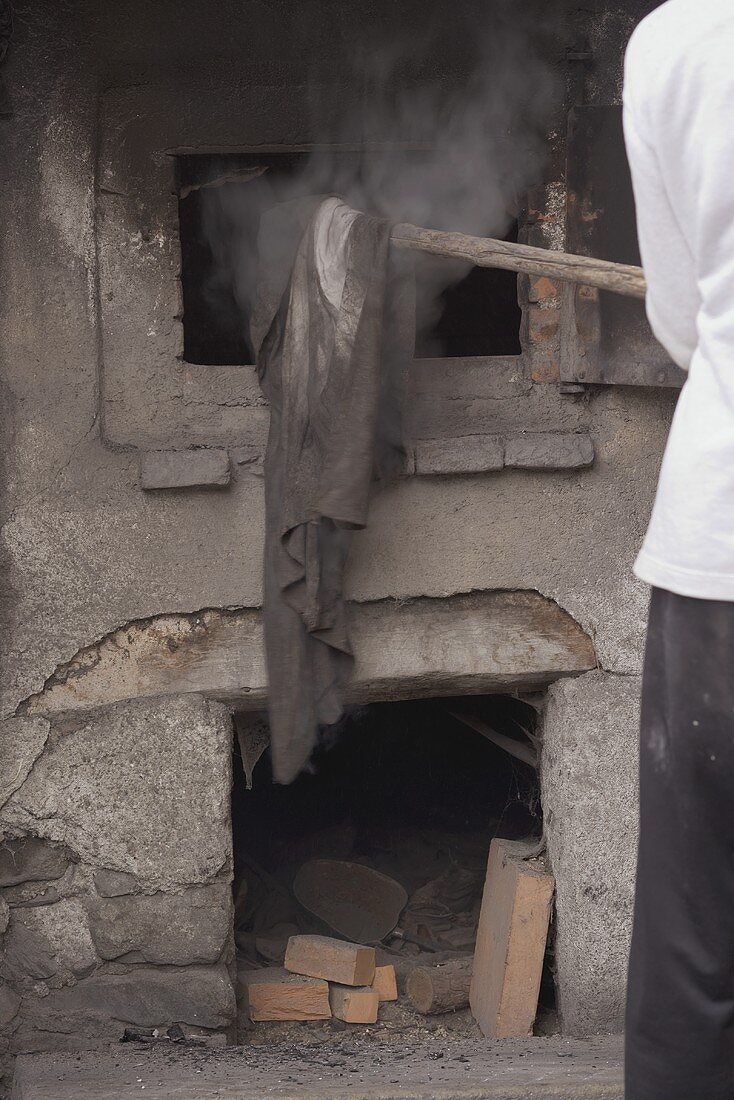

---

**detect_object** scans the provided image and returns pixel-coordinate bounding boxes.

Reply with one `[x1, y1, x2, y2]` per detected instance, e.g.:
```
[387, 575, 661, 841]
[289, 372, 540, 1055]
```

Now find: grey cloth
[250, 197, 412, 784]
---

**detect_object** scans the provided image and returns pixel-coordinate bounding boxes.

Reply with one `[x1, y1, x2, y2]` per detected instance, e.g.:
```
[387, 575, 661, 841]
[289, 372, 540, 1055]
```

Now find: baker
[623, 2, 734, 1096]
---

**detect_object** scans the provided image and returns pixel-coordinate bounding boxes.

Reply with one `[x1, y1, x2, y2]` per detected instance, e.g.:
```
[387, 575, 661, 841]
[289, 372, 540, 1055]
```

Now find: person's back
[625, 0, 734, 596]
[623, 3, 734, 1098]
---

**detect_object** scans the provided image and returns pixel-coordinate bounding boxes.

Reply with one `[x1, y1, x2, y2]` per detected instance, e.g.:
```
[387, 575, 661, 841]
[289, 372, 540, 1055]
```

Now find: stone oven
[0, 0, 675, 1092]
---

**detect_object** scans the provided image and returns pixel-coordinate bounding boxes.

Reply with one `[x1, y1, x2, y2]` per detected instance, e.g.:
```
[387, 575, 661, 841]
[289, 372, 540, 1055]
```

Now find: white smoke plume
[188, 2, 561, 357]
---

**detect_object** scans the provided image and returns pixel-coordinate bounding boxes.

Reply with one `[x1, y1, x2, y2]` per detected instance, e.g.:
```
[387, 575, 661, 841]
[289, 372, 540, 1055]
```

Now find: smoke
[304, 15, 556, 234]
[191, 4, 561, 358]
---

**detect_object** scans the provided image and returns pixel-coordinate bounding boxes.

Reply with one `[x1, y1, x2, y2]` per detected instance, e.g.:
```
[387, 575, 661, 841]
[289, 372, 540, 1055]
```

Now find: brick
[139, 449, 230, 490]
[329, 983, 379, 1024]
[470, 838, 554, 1038]
[530, 356, 561, 384]
[528, 276, 558, 303]
[371, 964, 398, 1003]
[414, 435, 504, 477]
[528, 318, 559, 344]
[239, 967, 331, 1022]
[284, 935, 375, 987]
[504, 433, 594, 470]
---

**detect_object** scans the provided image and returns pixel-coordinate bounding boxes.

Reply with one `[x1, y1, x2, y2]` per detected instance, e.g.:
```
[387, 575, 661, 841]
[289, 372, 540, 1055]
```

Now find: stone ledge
[9, 965, 235, 1053]
[414, 435, 504, 476]
[136, 435, 594, 490]
[504, 433, 594, 470]
[408, 433, 594, 477]
[139, 449, 231, 490]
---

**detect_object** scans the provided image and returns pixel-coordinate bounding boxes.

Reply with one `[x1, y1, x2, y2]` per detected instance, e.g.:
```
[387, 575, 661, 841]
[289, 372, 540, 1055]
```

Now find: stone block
[530, 352, 561, 385]
[80, 967, 235, 1029]
[1, 696, 233, 890]
[541, 670, 641, 1034]
[88, 884, 231, 965]
[2, 926, 58, 982]
[139, 449, 230, 490]
[504, 433, 594, 470]
[6, 900, 97, 979]
[0, 837, 72, 888]
[2, 883, 61, 909]
[0, 896, 8, 934]
[10, 966, 236, 1057]
[414, 435, 504, 476]
[0, 983, 20, 1026]
[93, 869, 139, 897]
[0, 717, 50, 808]
[30, 965, 234, 1032]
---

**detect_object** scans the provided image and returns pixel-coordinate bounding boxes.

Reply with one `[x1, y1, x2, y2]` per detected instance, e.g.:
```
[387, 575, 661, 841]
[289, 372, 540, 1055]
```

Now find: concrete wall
[543, 672, 641, 1034]
[0, 0, 666, 1085]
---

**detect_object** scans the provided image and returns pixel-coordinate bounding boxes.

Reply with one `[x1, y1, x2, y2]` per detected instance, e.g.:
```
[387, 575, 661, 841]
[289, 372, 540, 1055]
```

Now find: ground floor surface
[12, 1035, 624, 1099]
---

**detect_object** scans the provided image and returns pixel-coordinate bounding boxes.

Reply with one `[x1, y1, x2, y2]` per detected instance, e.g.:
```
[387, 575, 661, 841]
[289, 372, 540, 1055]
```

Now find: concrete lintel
[22, 591, 596, 718]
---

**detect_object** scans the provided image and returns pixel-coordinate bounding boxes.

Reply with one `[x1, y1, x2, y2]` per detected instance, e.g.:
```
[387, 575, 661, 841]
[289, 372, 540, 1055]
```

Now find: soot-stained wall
[0, 0, 668, 1087]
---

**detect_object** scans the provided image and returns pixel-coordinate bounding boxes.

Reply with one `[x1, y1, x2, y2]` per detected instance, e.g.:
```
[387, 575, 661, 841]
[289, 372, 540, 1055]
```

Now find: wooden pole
[390, 222, 647, 300]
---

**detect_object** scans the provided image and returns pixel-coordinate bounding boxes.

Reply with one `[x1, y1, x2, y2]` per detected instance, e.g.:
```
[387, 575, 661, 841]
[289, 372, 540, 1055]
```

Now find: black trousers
[626, 587, 734, 1098]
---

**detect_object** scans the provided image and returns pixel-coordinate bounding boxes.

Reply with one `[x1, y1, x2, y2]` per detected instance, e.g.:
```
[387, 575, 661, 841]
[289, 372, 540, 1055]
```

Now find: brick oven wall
[0, 0, 668, 1087]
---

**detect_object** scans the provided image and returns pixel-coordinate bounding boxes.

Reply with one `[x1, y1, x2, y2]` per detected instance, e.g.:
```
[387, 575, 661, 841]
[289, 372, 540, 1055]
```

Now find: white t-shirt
[623, 0, 734, 599]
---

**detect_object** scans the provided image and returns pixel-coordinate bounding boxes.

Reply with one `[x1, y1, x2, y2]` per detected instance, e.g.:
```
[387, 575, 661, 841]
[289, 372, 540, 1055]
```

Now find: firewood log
[407, 957, 473, 1015]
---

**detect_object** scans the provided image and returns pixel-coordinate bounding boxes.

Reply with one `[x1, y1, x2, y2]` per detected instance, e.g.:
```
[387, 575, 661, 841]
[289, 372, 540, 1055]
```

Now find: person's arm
[623, 44, 699, 370]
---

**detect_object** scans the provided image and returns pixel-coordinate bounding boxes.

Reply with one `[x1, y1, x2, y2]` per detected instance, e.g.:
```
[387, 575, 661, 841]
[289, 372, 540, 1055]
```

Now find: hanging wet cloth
[250, 196, 413, 783]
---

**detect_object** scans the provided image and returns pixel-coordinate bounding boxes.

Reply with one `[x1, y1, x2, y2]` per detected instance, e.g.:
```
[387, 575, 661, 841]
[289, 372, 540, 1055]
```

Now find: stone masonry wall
[0, 0, 669, 1082]
[0, 696, 236, 1094]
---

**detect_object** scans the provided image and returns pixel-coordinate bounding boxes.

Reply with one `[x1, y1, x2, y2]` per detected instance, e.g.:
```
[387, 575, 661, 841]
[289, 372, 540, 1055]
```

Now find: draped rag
[250, 196, 412, 783]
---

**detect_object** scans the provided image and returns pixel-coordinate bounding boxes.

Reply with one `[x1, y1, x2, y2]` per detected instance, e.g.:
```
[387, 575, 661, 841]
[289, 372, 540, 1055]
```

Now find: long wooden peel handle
[390, 222, 647, 301]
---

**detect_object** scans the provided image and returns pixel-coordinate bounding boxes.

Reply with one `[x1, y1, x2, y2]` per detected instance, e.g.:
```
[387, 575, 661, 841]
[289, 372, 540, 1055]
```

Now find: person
[623, 2, 734, 1096]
